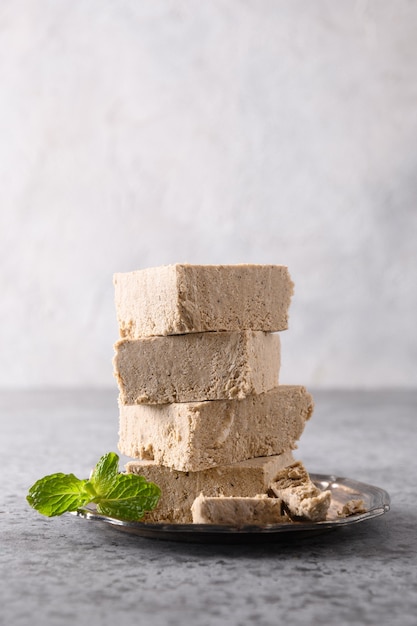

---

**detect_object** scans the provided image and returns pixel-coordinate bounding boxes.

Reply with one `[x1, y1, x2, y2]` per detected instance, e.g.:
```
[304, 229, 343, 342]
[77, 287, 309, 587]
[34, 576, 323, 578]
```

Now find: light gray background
[1, 0, 416, 389]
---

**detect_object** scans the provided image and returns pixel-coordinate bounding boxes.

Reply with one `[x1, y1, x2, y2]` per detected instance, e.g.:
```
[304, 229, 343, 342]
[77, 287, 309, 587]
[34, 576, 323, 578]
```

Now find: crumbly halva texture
[114, 264, 294, 339]
[191, 493, 290, 525]
[118, 385, 314, 472]
[337, 499, 367, 517]
[269, 461, 331, 522]
[125, 451, 295, 523]
[114, 330, 280, 405]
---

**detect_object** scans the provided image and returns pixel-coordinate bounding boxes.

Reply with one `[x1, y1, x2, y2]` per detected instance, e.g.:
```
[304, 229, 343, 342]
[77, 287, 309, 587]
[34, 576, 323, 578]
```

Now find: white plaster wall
[1, 1, 416, 388]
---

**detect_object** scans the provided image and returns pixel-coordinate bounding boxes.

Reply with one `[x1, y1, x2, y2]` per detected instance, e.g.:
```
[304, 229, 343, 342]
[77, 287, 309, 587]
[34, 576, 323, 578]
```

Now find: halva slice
[114, 264, 294, 339]
[191, 494, 289, 525]
[269, 461, 331, 522]
[119, 385, 313, 472]
[114, 330, 280, 404]
[126, 451, 295, 523]
[118, 385, 314, 472]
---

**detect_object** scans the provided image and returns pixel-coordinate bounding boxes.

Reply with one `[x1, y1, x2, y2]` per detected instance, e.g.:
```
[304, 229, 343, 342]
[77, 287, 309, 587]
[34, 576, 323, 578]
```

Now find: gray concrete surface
[1, 389, 416, 625]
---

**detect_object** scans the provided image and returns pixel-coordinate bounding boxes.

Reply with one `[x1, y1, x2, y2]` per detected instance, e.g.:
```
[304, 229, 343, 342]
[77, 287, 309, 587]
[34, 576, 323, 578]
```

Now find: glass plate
[72, 474, 390, 544]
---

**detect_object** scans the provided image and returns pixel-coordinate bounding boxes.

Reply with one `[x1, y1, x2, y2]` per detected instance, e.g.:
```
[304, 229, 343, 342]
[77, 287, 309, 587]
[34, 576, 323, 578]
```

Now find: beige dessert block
[118, 385, 314, 472]
[126, 451, 295, 523]
[114, 264, 294, 339]
[114, 330, 280, 405]
[191, 494, 289, 525]
[269, 461, 331, 522]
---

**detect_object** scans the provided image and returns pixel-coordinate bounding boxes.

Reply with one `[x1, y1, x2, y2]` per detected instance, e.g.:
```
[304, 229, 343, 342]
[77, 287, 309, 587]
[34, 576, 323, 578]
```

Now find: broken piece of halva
[337, 499, 367, 517]
[114, 264, 294, 339]
[126, 451, 295, 523]
[269, 461, 331, 522]
[114, 330, 280, 404]
[191, 494, 289, 525]
[118, 385, 314, 472]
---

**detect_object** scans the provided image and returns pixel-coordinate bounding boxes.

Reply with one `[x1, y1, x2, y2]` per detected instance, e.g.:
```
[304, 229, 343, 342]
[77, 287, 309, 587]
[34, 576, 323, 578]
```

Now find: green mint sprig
[27, 452, 161, 521]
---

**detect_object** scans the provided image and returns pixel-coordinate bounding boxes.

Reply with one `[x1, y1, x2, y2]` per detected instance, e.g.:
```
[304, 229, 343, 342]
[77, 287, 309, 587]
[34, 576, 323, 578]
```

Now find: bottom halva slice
[126, 451, 295, 523]
[191, 494, 289, 525]
[119, 385, 313, 472]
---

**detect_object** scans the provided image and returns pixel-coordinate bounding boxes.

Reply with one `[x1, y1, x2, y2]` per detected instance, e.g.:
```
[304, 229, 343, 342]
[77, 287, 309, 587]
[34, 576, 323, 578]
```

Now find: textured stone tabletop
[1, 389, 416, 626]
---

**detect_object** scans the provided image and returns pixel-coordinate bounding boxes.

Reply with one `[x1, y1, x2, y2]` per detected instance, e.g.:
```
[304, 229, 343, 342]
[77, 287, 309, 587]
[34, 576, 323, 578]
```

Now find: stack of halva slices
[113, 264, 331, 525]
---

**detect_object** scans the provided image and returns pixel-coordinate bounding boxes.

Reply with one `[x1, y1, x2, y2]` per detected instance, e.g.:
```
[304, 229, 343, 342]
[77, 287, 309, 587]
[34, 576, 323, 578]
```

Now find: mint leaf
[89, 451, 119, 495]
[27, 473, 90, 516]
[93, 474, 161, 521]
[27, 453, 161, 522]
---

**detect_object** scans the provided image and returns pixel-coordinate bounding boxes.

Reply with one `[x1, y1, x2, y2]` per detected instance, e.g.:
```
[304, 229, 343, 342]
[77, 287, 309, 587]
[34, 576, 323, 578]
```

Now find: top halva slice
[114, 264, 294, 338]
